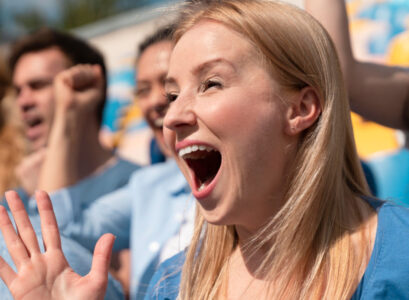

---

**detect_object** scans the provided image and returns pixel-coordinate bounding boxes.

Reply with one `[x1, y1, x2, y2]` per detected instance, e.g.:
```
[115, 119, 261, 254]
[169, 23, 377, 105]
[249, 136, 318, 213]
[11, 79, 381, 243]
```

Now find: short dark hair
[0, 58, 10, 128]
[0, 58, 9, 101]
[9, 27, 107, 124]
[138, 23, 176, 59]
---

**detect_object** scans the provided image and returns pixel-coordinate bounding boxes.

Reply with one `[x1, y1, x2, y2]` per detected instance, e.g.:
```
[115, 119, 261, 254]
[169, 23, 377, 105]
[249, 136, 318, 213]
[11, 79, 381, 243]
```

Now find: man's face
[135, 40, 173, 157]
[12, 47, 70, 151]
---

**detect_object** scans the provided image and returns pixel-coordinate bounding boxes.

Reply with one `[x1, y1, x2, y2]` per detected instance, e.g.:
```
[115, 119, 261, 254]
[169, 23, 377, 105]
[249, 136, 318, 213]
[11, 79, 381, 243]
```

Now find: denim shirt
[146, 198, 409, 300]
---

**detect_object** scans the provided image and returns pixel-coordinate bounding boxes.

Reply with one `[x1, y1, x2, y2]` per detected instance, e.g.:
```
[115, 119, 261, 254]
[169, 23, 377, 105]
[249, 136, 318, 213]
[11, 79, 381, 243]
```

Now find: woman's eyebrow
[192, 58, 236, 77]
[165, 58, 236, 88]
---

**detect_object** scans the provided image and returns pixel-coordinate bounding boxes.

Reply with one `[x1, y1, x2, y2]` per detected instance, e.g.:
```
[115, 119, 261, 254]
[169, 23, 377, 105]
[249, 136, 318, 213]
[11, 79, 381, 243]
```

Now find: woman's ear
[285, 86, 322, 135]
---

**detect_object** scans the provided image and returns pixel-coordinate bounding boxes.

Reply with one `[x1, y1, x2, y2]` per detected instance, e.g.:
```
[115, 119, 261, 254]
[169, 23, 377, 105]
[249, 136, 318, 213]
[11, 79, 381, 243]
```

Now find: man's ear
[285, 86, 322, 135]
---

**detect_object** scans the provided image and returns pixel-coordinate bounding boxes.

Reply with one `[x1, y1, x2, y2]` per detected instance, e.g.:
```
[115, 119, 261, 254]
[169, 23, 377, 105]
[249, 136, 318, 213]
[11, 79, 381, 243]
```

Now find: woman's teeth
[198, 183, 206, 191]
[177, 144, 222, 192]
[178, 145, 215, 158]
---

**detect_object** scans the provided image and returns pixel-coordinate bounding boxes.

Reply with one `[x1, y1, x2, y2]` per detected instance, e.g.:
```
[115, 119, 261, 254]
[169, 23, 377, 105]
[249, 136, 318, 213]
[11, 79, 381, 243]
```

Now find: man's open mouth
[178, 145, 222, 191]
[26, 117, 43, 129]
[24, 116, 44, 140]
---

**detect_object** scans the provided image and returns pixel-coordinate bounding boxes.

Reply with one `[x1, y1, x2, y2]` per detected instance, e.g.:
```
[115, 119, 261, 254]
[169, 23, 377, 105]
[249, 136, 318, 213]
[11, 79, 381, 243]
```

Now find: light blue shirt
[129, 160, 193, 299]
[47, 160, 193, 300]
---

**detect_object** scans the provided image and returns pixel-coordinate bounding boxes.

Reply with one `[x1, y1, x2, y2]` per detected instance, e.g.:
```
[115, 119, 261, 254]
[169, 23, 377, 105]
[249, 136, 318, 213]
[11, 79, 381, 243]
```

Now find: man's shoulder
[129, 160, 190, 214]
[129, 160, 183, 187]
[114, 156, 141, 172]
[98, 156, 140, 181]
[67, 156, 139, 193]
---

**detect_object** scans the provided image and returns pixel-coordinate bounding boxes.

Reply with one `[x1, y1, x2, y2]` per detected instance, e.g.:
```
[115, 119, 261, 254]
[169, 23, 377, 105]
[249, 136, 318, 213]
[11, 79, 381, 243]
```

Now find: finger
[0, 256, 17, 287]
[0, 205, 30, 269]
[88, 233, 115, 285]
[5, 191, 41, 256]
[55, 71, 74, 93]
[54, 72, 75, 110]
[70, 64, 100, 90]
[35, 191, 62, 251]
[90, 65, 103, 91]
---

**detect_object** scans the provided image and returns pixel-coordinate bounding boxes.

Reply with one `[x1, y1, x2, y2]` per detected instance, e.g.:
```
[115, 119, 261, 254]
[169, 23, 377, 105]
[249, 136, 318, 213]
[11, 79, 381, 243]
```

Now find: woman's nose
[164, 96, 196, 132]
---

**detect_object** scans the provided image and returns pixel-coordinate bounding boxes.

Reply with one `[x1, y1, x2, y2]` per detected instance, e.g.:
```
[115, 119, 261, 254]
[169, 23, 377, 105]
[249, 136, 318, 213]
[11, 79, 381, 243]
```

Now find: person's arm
[0, 190, 113, 300]
[44, 182, 133, 252]
[58, 185, 132, 251]
[14, 148, 46, 197]
[305, 0, 409, 130]
[29, 165, 140, 253]
[37, 64, 105, 192]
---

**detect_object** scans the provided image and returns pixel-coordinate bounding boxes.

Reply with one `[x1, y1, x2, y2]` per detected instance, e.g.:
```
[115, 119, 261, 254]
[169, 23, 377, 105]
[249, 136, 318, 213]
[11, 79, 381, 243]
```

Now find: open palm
[0, 191, 115, 300]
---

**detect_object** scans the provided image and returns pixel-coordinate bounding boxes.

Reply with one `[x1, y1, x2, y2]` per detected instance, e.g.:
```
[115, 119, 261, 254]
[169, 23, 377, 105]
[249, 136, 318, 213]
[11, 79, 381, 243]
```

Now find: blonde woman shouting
[0, 1, 408, 299]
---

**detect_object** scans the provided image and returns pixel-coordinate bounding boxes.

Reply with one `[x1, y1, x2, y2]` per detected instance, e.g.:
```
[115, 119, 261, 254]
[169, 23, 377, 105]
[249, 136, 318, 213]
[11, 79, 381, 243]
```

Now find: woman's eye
[166, 93, 178, 103]
[201, 79, 222, 92]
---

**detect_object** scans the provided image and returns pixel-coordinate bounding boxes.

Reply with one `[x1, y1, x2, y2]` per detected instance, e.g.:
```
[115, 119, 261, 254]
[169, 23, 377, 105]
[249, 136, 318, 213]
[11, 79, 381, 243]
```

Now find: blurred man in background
[7, 28, 139, 206]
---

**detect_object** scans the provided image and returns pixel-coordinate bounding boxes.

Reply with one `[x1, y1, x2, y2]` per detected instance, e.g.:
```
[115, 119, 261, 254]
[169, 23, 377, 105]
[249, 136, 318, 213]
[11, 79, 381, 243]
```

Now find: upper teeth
[178, 145, 214, 157]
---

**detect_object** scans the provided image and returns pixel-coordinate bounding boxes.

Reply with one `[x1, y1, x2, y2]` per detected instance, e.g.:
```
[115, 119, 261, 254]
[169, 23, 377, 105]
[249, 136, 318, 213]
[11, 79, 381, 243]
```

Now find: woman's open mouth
[178, 144, 222, 198]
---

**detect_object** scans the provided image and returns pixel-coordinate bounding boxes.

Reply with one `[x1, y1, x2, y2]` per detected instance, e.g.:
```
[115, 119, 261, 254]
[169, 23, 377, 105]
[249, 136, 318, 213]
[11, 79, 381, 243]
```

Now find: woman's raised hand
[0, 191, 115, 300]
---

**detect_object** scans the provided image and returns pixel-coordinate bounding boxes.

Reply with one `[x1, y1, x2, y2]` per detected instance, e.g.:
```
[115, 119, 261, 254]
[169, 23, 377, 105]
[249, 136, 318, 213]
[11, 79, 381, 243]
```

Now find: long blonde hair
[173, 0, 372, 299]
[0, 55, 25, 196]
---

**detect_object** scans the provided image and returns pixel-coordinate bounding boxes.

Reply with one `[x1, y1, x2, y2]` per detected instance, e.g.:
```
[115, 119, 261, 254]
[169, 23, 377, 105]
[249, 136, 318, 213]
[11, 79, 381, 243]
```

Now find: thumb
[88, 233, 115, 286]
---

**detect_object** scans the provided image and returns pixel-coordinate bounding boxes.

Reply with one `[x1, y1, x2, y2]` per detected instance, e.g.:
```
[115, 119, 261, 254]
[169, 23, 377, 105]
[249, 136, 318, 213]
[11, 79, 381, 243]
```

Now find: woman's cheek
[163, 128, 176, 153]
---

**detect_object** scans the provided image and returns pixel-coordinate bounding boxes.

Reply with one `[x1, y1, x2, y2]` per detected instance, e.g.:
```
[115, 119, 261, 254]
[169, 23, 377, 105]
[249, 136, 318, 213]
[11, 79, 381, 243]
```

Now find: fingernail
[5, 190, 14, 197]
